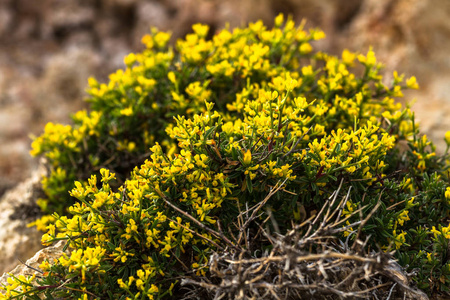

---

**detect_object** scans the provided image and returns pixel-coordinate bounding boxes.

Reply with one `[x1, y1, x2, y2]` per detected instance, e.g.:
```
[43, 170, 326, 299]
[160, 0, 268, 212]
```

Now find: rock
[0, 240, 67, 295]
[133, 1, 170, 46]
[0, 4, 13, 37]
[216, 0, 272, 28]
[0, 162, 46, 275]
[39, 47, 102, 107]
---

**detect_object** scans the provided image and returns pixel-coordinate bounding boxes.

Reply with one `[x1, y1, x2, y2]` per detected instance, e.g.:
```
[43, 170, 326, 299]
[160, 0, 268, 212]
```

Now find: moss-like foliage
[3, 14, 450, 299]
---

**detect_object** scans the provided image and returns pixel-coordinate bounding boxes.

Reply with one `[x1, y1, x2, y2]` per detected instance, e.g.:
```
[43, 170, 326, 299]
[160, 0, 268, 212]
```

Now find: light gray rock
[0, 240, 67, 296]
[0, 163, 46, 275]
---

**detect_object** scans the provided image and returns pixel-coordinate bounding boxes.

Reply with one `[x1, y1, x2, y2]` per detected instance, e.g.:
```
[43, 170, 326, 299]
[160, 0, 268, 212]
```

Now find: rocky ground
[1, 0, 450, 277]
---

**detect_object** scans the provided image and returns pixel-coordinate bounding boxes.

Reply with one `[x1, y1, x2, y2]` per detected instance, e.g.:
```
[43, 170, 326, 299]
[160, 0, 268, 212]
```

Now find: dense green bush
[28, 19, 330, 230]
[3, 14, 450, 299]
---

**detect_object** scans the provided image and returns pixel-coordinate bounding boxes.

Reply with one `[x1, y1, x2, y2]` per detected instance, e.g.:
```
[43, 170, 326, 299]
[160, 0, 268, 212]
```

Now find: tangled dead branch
[181, 184, 429, 300]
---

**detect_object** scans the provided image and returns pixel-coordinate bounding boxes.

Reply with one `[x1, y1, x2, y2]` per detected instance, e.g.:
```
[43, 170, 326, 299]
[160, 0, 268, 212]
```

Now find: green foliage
[4, 14, 450, 299]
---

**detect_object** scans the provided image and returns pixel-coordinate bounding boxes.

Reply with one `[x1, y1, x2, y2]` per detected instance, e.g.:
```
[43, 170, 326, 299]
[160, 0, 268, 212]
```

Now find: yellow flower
[346, 165, 356, 173]
[406, 76, 419, 89]
[430, 226, 441, 239]
[168, 71, 177, 84]
[194, 154, 209, 168]
[311, 30, 326, 40]
[39, 260, 51, 271]
[154, 31, 171, 48]
[393, 71, 404, 84]
[93, 191, 109, 209]
[100, 168, 116, 183]
[342, 220, 354, 237]
[141, 34, 154, 48]
[192, 23, 209, 38]
[301, 65, 313, 76]
[445, 131, 450, 145]
[243, 149, 252, 165]
[392, 85, 403, 97]
[136, 279, 144, 290]
[285, 75, 298, 91]
[111, 247, 134, 263]
[128, 141, 136, 152]
[393, 230, 406, 249]
[123, 53, 136, 67]
[120, 106, 133, 116]
[117, 279, 127, 289]
[41, 233, 53, 246]
[406, 196, 415, 208]
[342, 49, 355, 65]
[299, 43, 312, 54]
[397, 210, 410, 226]
[358, 48, 376, 66]
[274, 13, 284, 27]
[88, 76, 99, 88]
[342, 200, 356, 217]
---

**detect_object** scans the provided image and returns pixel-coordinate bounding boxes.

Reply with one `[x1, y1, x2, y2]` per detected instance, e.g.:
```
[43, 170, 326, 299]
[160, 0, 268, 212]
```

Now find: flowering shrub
[28, 18, 330, 230]
[3, 14, 450, 299]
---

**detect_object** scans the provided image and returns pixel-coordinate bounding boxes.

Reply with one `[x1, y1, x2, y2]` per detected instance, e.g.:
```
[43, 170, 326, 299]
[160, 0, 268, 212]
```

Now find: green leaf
[204, 126, 216, 140]
[246, 175, 253, 193]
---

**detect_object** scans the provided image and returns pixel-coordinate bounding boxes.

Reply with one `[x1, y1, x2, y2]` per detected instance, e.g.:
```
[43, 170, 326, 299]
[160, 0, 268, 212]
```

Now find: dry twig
[181, 186, 428, 300]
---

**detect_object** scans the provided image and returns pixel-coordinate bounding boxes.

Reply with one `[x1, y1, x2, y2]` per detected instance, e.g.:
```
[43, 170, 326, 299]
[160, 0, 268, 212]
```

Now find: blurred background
[1, 0, 450, 196]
